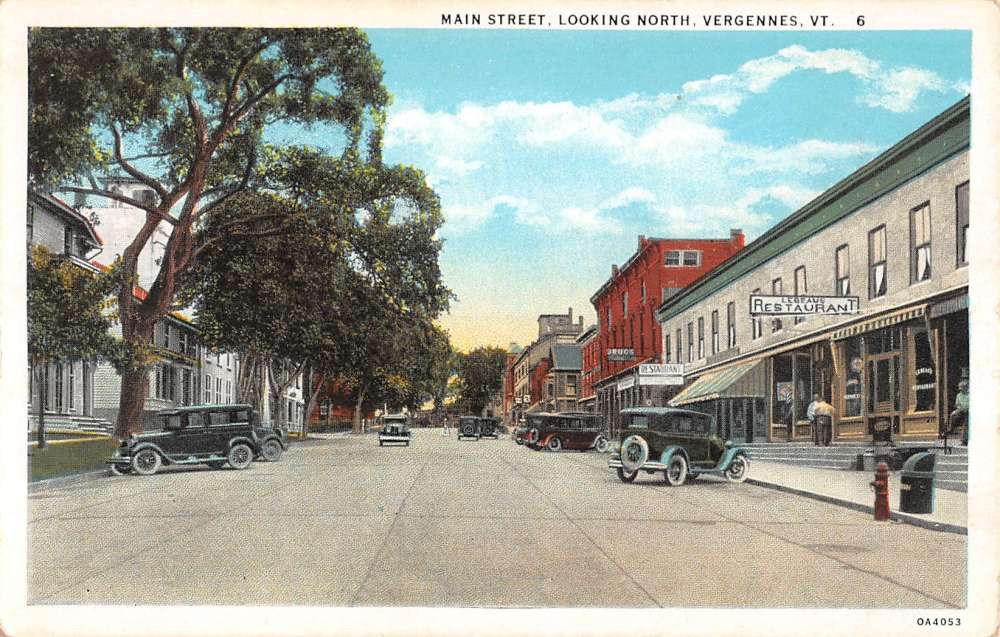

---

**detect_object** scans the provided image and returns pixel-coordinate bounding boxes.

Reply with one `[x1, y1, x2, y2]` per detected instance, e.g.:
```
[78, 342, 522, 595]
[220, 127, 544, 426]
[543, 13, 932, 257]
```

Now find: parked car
[379, 414, 411, 446]
[479, 417, 501, 439]
[608, 407, 750, 485]
[523, 412, 609, 452]
[513, 425, 530, 445]
[457, 416, 481, 440]
[107, 404, 285, 476]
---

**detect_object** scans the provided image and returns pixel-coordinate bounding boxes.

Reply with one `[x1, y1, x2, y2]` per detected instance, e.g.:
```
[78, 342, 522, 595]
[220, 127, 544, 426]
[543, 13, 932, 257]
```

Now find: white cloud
[434, 155, 484, 177]
[654, 183, 818, 238]
[442, 195, 546, 231]
[682, 44, 964, 115]
[731, 139, 879, 175]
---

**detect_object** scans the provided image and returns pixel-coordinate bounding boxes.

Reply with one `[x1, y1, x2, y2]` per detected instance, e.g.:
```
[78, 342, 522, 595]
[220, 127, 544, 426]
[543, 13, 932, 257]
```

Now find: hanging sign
[607, 348, 635, 361]
[750, 295, 859, 316]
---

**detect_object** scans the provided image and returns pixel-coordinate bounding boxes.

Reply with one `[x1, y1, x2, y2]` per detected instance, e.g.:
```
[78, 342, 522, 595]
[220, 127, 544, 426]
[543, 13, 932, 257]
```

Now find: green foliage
[27, 246, 124, 367]
[456, 346, 508, 415]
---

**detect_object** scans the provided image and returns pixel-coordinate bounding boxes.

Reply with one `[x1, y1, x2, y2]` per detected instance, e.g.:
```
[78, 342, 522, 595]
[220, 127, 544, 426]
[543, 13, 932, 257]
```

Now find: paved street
[29, 430, 965, 608]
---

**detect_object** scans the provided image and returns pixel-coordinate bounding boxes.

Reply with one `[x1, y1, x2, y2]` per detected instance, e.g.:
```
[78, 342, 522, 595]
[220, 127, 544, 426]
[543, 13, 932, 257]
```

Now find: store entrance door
[866, 352, 901, 444]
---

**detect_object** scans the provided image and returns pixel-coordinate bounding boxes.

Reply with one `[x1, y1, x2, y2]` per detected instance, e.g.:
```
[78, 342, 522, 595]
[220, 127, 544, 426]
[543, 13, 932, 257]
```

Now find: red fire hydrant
[870, 462, 891, 521]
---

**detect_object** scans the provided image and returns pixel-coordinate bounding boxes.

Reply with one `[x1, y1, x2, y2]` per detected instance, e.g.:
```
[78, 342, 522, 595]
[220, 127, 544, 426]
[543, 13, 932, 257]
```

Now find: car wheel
[594, 436, 609, 453]
[261, 439, 283, 462]
[131, 449, 161, 476]
[547, 437, 562, 452]
[725, 455, 750, 483]
[616, 467, 638, 483]
[110, 463, 132, 476]
[227, 443, 253, 470]
[665, 454, 688, 486]
[619, 435, 649, 473]
[207, 461, 227, 470]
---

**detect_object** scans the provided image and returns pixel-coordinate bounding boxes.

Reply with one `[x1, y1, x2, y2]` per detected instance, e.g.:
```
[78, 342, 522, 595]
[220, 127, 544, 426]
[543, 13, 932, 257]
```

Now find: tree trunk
[352, 384, 367, 434]
[302, 372, 325, 439]
[34, 364, 47, 449]
[116, 365, 149, 439]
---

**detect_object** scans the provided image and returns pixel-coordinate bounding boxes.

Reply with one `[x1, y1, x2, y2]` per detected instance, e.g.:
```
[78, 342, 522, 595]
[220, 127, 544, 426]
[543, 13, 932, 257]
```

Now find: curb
[29, 469, 109, 493]
[746, 477, 967, 536]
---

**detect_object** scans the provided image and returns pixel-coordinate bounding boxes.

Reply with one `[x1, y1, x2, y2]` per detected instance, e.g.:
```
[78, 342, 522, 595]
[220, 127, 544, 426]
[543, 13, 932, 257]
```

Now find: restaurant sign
[750, 294, 860, 317]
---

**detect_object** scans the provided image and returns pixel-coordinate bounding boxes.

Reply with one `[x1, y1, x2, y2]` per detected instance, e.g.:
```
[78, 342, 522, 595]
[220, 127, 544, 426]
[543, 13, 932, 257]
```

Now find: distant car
[608, 407, 750, 485]
[479, 417, 500, 439]
[107, 404, 285, 476]
[538, 413, 609, 453]
[513, 425, 530, 445]
[379, 414, 411, 446]
[457, 416, 481, 440]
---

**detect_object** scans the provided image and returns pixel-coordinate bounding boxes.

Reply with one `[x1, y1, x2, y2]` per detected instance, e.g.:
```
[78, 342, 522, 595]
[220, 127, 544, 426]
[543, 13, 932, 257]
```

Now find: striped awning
[669, 360, 762, 407]
[831, 304, 926, 340]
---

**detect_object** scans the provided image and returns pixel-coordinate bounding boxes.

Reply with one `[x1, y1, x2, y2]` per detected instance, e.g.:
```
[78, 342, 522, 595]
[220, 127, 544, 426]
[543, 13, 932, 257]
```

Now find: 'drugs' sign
[750, 295, 860, 316]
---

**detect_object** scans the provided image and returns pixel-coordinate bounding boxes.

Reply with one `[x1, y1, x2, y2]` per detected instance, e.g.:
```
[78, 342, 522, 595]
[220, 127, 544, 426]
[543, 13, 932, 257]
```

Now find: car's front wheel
[725, 455, 750, 483]
[547, 437, 562, 452]
[616, 467, 638, 483]
[594, 436, 609, 453]
[227, 443, 253, 470]
[665, 454, 688, 486]
[261, 439, 283, 462]
[131, 449, 161, 476]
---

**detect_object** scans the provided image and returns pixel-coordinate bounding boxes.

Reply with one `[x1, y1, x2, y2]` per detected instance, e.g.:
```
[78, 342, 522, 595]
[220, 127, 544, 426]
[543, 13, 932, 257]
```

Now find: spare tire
[461, 422, 476, 437]
[620, 435, 649, 473]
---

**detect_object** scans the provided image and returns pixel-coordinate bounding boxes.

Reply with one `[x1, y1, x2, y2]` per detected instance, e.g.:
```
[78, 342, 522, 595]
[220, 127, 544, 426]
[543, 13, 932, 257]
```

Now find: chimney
[612, 264, 619, 277]
[638, 234, 646, 249]
[578, 316, 583, 326]
[568, 307, 573, 323]
[730, 228, 745, 249]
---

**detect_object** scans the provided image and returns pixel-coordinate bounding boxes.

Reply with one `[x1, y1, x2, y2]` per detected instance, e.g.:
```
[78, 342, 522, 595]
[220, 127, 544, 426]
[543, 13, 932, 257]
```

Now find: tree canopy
[455, 346, 508, 415]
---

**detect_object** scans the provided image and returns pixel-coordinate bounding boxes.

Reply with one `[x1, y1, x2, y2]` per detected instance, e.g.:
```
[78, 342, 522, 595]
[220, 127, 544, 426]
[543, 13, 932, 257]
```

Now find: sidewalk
[748, 460, 967, 535]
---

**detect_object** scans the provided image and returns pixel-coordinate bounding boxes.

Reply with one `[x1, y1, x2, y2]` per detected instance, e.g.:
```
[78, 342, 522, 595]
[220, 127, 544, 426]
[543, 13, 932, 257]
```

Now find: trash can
[899, 451, 936, 514]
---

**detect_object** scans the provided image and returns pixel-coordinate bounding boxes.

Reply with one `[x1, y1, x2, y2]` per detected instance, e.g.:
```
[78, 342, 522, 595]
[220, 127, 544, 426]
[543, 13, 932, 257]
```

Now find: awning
[929, 293, 968, 319]
[669, 360, 765, 407]
[831, 304, 926, 340]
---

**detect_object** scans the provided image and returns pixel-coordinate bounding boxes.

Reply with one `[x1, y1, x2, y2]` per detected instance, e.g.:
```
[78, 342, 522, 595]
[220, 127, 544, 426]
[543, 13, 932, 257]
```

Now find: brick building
[576, 325, 599, 412]
[510, 309, 584, 424]
[590, 232, 745, 437]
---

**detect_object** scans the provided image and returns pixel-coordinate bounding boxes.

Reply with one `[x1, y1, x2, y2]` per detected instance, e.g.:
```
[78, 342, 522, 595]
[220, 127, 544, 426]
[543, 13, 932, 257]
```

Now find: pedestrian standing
[950, 379, 969, 446]
[812, 394, 835, 446]
[807, 394, 821, 446]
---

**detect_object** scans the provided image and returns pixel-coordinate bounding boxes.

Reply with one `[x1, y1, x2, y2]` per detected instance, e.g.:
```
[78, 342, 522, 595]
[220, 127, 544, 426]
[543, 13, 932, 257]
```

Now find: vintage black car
[107, 404, 286, 476]
[379, 414, 411, 446]
[524, 412, 609, 452]
[479, 417, 501, 439]
[457, 416, 481, 440]
[608, 407, 750, 485]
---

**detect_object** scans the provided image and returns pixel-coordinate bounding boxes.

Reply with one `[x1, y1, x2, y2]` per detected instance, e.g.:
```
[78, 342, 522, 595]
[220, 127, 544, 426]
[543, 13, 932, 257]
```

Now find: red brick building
[576, 324, 600, 411]
[589, 231, 745, 436]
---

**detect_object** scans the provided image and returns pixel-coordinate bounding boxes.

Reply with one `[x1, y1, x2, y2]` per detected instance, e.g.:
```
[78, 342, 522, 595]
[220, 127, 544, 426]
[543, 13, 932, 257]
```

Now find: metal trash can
[899, 452, 936, 514]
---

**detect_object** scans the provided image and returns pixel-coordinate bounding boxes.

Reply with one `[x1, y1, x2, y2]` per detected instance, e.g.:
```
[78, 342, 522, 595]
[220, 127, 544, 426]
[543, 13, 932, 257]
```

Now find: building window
[204, 374, 212, 403]
[622, 292, 628, 318]
[287, 400, 293, 423]
[835, 244, 850, 296]
[664, 333, 672, 363]
[869, 225, 887, 299]
[216, 377, 222, 403]
[227, 353, 232, 370]
[710, 311, 719, 355]
[155, 365, 163, 399]
[793, 266, 807, 325]
[182, 370, 192, 406]
[726, 302, 736, 349]
[166, 366, 176, 402]
[909, 327, 936, 412]
[179, 331, 188, 356]
[697, 317, 705, 359]
[226, 380, 233, 404]
[751, 288, 763, 340]
[68, 364, 76, 411]
[910, 203, 932, 283]
[956, 181, 969, 266]
[63, 227, 75, 256]
[163, 323, 171, 348]
[686, 322, 694, 363]
[665, 251, 681, 266]
[216, 351, 221, 365]
[676, 328, 682, 362]
[682, 250, 701, 266]
[771, 279, 783, 333]
[640, 281, 646, 303]
[54, 363, 64, 412]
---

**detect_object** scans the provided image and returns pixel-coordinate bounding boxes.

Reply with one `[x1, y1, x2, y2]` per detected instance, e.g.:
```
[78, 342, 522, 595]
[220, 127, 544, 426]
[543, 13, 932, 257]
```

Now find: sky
[334, 30, 970, 351]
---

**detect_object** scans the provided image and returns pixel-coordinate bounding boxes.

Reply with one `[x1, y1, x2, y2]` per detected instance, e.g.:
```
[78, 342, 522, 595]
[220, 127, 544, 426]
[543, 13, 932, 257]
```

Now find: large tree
[27, 247, 123, 447]
[184, 148, 451, 433]
[456, 346, 508, 415]
[29, 28, 390, 438]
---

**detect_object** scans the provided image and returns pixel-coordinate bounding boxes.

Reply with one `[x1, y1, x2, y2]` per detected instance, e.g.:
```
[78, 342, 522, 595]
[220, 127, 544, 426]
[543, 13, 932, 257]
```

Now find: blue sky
[362, 30, 970, 350]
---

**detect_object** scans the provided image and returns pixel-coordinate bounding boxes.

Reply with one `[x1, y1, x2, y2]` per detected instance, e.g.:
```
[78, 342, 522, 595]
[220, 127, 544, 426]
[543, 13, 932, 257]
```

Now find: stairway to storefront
[742, 442, 968, 492]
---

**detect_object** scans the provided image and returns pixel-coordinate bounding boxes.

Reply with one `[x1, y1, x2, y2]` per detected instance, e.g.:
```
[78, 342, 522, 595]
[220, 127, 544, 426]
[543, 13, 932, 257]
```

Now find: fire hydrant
[870, 462, 891, 521]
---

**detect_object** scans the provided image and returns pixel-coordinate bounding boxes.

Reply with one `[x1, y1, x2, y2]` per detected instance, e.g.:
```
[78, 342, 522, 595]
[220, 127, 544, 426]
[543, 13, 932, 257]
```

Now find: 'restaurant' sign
[638, 364, 684, 376]
[607, 348, 635, 361]
[750, 294, 860, 317]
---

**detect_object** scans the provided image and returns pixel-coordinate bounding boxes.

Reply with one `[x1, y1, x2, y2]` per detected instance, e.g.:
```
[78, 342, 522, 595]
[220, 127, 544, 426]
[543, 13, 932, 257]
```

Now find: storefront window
[911, 328, 936, 412]
[794, 354, 812, 422]
[843, 338, 863, 418]
[772, 355, 793, 427]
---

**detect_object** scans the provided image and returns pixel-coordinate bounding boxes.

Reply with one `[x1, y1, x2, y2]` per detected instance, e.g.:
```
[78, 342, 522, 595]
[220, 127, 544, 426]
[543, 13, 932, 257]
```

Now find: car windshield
[156, 414, 184, 430]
